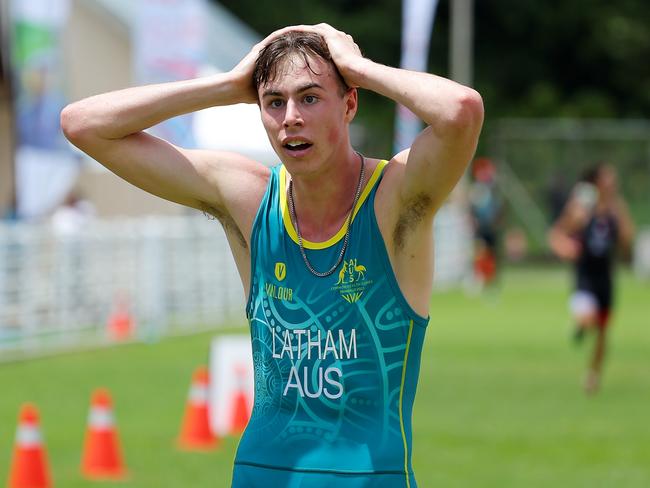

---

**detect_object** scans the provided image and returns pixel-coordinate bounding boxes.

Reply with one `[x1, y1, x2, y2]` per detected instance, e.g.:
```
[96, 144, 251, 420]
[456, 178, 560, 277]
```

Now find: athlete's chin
[281, 161, 317, 179]
[278, 152, 324, 176]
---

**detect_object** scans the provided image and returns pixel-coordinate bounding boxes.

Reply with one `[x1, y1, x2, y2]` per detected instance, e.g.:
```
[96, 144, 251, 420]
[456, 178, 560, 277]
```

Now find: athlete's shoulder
[373, 151, 422, 225]
[373, 150, 411, 192]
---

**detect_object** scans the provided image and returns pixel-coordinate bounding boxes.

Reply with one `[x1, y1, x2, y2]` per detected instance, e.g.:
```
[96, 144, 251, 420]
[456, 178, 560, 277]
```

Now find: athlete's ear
[343, 87, 358, 123]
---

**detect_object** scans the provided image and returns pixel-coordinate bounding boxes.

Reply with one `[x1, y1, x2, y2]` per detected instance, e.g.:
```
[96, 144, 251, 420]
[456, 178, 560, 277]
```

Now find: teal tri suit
[233, 161, 429, 487]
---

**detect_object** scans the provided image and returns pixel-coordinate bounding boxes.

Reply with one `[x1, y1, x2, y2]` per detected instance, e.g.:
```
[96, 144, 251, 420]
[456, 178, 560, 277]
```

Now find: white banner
[393, 0, 439, 153]
[16, 147, 78, 219]
[11, 0, 76, 219]
[10, 0, 70, 26]
[133, 0, 207, 148]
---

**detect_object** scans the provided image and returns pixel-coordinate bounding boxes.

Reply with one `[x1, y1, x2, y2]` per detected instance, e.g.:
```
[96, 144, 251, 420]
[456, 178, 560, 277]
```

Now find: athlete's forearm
[548, 225, 580, 261]
[346, 58, 483, 135]
[61, 72, 249, 142]
[615, 198, 635, 251]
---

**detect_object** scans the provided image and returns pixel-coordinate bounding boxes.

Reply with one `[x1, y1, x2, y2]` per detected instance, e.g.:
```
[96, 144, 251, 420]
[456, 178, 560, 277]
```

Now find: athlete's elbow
[432, 88, 484, 138]
[61, 102, 93, 146]
[450, 88, 484, 132]
[62, 101, 117, 151]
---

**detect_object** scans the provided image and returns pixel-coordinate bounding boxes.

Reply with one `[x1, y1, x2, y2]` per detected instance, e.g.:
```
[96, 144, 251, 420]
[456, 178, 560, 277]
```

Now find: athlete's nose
[283, 99, 303, 128]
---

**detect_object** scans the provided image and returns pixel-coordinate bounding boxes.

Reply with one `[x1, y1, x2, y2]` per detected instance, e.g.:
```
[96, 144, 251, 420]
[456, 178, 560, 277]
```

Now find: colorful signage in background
[11, 0, 77, 219]
[134, 0, 207, 148]
[393, 0, 439, 153]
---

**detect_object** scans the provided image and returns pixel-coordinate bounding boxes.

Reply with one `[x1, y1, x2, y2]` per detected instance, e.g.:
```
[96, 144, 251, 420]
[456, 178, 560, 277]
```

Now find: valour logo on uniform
[332, 258, 373, 303]
[274, 262, 286, 281]
[266, 263, 292, 301]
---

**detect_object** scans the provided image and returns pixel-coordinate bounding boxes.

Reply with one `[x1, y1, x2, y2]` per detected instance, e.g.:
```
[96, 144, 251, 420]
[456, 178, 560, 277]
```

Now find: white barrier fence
[0, 206, 471, 361]
[634, 229, 650, 280]
[0, 216, 245, 361]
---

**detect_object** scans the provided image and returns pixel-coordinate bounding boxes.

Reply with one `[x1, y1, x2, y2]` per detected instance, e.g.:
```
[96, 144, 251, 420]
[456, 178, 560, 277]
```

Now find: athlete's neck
[288, 147, 365, 242]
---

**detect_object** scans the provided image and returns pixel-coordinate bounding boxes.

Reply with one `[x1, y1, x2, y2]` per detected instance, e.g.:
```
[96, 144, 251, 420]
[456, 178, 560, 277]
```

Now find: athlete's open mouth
[283, 141, 313, 152]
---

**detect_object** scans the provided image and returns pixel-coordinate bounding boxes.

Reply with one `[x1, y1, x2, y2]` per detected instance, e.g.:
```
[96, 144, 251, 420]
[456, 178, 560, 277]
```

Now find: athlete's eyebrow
[262, 90, 282, 99]
[296, 82, 324, 93]
[262, 83, 324, 99]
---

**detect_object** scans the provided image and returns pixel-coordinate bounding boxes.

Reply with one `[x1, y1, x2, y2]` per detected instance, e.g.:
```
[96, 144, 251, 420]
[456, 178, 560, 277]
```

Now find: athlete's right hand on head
[230, 25, 311, 104]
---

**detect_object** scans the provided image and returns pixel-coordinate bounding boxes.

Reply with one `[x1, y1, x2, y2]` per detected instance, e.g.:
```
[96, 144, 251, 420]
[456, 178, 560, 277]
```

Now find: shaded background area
[217, 0, 650, 236]
[217, 0, 650, 130]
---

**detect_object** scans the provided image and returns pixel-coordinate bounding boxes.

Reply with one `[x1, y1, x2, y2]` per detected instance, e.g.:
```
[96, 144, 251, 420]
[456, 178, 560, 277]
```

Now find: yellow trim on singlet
[279, 159, 389, 250]
[398, 319, 414, 488]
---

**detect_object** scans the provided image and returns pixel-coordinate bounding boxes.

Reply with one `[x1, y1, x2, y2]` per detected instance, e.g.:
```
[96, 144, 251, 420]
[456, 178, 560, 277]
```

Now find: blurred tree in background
[216, 0, 650, 155]
[474, 0, 650, 119]
[215, 0, 650, 232]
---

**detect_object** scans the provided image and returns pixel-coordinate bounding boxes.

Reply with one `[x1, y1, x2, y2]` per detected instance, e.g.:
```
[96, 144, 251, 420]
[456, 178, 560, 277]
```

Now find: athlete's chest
[256, 253, 378, 308]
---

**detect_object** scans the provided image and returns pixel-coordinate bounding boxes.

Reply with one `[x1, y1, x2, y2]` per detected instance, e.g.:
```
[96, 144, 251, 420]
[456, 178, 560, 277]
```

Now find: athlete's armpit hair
[393, 193, 433, 250]
[201, 203, 248, 250]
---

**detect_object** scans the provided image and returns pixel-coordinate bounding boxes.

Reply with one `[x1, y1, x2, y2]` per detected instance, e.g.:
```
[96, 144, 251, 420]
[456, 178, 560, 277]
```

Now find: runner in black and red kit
[575, 209, 618, 329]
[549, 163, 634, 394]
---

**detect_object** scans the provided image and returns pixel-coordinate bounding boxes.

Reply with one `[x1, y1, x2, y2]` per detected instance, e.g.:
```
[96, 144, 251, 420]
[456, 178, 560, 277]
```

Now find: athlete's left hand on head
[312, 23, 363, 87]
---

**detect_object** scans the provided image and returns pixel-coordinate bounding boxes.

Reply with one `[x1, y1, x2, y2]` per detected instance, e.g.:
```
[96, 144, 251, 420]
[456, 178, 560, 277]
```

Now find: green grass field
[1, 266, 648, 487]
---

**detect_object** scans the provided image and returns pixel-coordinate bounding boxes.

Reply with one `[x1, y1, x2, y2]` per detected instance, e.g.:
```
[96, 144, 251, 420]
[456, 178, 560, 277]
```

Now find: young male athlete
[61, 24, 483, 487]
[549, 163, 634, 394]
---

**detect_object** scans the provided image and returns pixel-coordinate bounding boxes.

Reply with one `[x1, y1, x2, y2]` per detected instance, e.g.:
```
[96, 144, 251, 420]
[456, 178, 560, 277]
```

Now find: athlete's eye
[269, 99, 284, 108]
[304, 95, 318, 105]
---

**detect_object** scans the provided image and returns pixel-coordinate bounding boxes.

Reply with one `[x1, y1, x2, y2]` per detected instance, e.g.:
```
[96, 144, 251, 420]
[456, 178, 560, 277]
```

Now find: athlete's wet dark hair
[253, 31, 349, 98]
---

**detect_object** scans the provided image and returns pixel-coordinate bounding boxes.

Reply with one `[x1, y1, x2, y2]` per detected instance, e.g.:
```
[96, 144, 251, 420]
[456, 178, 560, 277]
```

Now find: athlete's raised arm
[548, 196, 586, 261]
[309, 23, 484, 214]
[60, 27, 299, 239]
[613, 196, 635, 256]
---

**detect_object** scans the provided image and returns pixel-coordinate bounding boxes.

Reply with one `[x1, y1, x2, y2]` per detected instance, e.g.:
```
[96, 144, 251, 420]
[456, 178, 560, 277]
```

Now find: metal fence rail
[0, 216, 244, 360]
[488, 118, 650, 251]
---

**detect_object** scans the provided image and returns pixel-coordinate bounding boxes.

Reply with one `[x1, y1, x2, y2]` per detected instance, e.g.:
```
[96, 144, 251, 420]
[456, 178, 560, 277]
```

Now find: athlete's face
[258, 54, 357, 175]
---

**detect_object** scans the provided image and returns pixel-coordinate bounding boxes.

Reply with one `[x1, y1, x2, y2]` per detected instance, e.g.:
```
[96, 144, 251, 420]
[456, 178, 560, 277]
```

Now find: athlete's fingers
[308, 24, 357, 47]
[314, 22, 334, 31]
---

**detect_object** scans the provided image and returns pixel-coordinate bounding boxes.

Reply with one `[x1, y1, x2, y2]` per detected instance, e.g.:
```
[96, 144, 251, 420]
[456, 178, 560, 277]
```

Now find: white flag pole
[393, 0, 439, 154]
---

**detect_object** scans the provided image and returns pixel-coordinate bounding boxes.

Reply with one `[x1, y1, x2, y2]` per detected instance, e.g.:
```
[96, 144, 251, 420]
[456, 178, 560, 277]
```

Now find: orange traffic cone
[229, 366, 251, 434]
[177, 366, 219, 450]
[106, 294, 134, 342]
[8, 404, 52, 488]
[81, 389, 127, 480]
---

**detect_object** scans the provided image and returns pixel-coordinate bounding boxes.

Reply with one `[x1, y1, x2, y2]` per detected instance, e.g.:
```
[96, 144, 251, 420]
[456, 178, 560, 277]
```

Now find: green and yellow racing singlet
[233, 161, 429, 487]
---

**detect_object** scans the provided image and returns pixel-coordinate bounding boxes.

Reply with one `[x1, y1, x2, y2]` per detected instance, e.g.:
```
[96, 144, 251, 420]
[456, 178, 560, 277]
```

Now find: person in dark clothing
[548, 163, 634, 394]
